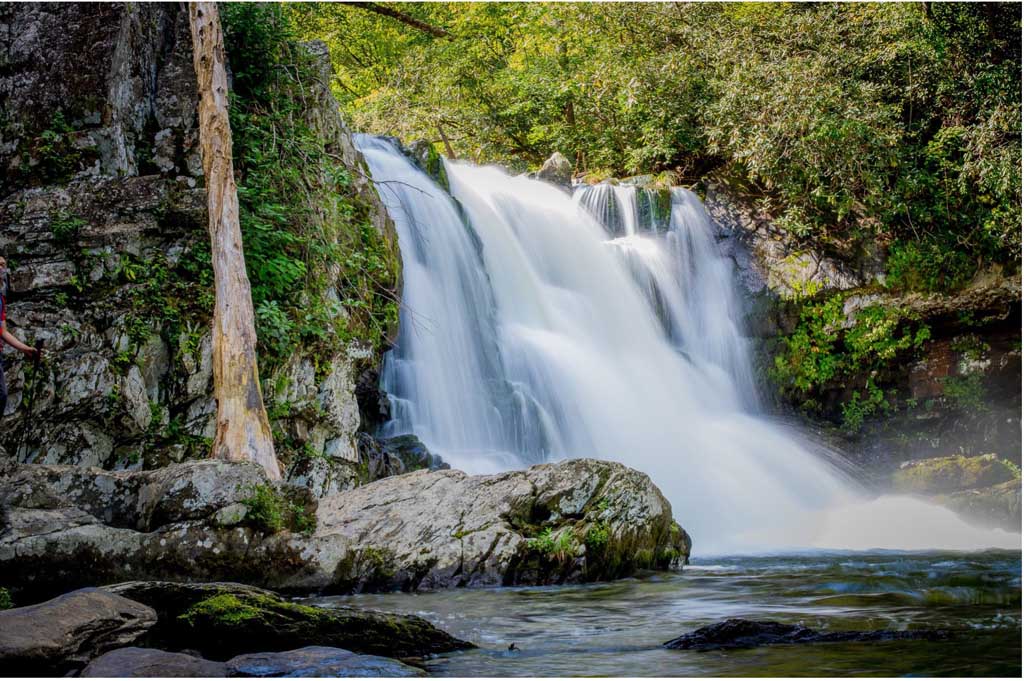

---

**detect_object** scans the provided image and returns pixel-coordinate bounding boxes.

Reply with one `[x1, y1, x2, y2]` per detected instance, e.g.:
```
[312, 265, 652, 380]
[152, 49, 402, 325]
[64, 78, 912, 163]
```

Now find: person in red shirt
[0, 256, 42, 417]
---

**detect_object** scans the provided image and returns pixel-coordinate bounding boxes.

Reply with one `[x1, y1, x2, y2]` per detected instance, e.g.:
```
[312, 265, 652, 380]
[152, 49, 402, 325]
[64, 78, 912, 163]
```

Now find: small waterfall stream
[357, 135, 1019, 553]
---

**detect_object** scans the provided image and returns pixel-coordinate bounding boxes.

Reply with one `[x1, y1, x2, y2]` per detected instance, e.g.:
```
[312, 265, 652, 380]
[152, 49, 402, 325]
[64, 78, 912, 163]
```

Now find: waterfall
[357, 135, 1019, 553]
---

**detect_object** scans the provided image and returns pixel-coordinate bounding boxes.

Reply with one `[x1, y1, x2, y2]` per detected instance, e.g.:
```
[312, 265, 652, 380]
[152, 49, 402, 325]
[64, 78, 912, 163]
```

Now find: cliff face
[707, 180, 1022, 486]
[0, 3, 397, 486]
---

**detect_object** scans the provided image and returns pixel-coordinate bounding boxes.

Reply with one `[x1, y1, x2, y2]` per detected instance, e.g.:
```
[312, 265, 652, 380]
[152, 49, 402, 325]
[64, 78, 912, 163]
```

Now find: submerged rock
[81, 647, 228, 677]
[0, 588, 157, 675]
[664, 618, 948, 651]
[226, 646, 425, 678]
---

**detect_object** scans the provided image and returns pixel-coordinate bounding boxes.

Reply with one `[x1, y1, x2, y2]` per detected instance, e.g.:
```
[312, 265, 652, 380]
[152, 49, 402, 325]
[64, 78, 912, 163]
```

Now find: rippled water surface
[312, 551, 1022, 677]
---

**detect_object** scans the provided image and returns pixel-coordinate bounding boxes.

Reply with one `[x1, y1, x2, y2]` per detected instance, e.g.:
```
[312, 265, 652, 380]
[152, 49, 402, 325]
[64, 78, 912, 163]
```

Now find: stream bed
[311, 551, 1021, 677]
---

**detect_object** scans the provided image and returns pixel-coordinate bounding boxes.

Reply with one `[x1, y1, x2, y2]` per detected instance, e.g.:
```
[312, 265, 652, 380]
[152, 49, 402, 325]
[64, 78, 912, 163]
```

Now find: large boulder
[226, 646, 425, 678]
[1, 458, 690, 598]
[298, 458, 690, 592]
[536, 152, 573, 189]
[99, 581, 471, 660]
[0, 588, 157, 675]
[81, 647, 228, 678]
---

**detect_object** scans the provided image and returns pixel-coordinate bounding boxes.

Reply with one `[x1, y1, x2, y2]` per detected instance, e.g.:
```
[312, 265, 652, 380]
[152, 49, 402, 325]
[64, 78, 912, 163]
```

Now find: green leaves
[772, 294, 932, 432]
[221, 4, 399, 371]
[290, 2, 1018, 276]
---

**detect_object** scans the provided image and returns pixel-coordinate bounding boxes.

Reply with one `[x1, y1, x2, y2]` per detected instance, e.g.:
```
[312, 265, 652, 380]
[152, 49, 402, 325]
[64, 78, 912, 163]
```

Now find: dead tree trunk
[189, 1, 279, 479]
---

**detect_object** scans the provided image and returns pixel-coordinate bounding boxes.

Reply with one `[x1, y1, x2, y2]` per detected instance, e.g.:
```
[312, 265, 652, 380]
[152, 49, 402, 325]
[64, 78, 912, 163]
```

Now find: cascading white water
[357, 135, 1020, 553]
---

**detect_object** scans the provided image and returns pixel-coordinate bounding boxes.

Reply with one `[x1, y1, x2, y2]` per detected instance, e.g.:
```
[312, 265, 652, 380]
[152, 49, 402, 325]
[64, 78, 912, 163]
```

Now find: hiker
[0, 256, 42, 417]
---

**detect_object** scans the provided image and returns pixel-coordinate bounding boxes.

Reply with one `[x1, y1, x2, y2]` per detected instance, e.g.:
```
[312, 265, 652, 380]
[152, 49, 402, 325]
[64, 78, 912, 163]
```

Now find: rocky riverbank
[0, 582, 470, 676]
[0, 455, 690, 604]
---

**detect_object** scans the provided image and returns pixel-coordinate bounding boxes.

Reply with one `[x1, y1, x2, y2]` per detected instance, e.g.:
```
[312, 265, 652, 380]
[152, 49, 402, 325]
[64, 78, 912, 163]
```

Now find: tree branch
[340, 2, 450, 39]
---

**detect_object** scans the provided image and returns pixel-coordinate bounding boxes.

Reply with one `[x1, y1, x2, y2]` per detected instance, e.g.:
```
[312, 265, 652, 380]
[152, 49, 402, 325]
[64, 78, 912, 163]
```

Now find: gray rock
[536, 152, 572, 189]
[81, 647, 228, 677]
[0, 588, 157, 675]
[0, 3, 397, 484]
[294, 458, 690, 592]
[703, 181, 865, 304]
[1, 458, 689, 597]
[226, 646, 424, 677]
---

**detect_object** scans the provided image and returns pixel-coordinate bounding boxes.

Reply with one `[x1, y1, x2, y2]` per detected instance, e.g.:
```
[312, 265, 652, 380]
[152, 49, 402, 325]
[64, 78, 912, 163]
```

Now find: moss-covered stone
[892, 454, 1019, 495]
[108, 581, 472, 661]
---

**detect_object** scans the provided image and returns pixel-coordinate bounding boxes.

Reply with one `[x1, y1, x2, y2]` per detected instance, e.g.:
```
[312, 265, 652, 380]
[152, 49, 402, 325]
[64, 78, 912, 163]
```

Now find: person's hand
[24, 346, 42, 361]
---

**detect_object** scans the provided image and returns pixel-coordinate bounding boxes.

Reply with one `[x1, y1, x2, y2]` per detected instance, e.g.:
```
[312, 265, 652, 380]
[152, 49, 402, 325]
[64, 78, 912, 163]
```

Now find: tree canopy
[285, 2, 1021, 287]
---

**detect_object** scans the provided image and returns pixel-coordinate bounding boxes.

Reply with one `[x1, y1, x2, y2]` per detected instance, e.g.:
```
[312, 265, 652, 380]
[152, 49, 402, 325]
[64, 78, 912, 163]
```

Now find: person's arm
[1, 321, 38, 357]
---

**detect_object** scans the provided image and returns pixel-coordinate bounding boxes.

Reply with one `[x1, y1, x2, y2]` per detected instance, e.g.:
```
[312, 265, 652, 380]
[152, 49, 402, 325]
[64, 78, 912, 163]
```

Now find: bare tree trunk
[189, 2, 279, 479]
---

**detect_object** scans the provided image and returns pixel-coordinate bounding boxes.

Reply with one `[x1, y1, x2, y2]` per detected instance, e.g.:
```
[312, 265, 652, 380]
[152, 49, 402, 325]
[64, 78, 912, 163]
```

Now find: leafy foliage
[290, 2, 1020, 283]
[771, 293, 931, 430]
[221, 3, 399, 371]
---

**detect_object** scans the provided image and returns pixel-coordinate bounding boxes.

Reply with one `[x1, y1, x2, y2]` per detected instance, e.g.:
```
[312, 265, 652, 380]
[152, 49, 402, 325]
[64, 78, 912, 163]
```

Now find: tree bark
[340, 2, 450, 38]
[189, 2, 279, 480]
[436, 123, 456, 159]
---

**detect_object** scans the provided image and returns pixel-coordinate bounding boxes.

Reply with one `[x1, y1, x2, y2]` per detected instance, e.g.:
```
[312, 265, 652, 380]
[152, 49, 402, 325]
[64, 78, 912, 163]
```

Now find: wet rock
[663, 618, 948, 651]
[226, 646, 425, 677]
[108, 583, 470, 660]
[0, 588, 157, 675]
[536, 152, 572, 189]
[405, 139, 449, 192]
[81, 647, 227, 677]
[938, 479, 1022, 532]
[891, 454, 1018, 495]
[378, 434, 449, 473]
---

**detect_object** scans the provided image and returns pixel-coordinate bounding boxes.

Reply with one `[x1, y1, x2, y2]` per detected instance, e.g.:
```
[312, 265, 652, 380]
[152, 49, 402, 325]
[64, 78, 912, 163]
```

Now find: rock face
[0, 458, 689, 599]
[704, 181, 870, 307]
[81, 647, 228, 678]
[663, 619, 948, 652]
[536, 152, 573, 189]
[0, 3, 395, 483]
[226, 646, 425, 678]
[0, 588, 157, 675]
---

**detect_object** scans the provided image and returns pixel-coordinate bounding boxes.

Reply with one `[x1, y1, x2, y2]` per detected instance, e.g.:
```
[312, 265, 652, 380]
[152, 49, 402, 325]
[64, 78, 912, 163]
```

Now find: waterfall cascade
[357, 135, 1019, 553]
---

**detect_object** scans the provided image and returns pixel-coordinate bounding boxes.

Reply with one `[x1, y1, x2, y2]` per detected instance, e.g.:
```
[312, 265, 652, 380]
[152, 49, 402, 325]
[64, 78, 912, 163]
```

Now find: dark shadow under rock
[664, 618, 949, 651]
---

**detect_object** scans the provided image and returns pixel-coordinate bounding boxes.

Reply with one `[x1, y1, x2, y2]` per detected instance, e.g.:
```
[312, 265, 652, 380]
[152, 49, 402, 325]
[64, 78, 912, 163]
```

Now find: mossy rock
[892, 454, 1019, 495]
[104, 581, 471, 660]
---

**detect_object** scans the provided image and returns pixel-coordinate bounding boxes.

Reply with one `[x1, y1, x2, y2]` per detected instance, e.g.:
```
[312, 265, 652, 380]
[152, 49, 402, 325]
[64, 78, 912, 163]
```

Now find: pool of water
[310, 551, 1022, 677]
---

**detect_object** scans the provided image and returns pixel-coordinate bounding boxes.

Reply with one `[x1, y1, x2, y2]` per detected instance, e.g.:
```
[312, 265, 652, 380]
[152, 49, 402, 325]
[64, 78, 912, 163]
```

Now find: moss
[240, 484, 285, 533]
[892, 454, 1019, 495]
[0, 587, 12, 610]
[179, 594, 263, 627]
[584, 522, 610, 554]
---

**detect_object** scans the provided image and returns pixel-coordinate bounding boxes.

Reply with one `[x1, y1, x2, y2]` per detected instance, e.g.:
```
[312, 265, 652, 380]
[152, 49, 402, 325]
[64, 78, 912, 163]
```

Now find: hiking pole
[16, 339, 44, 461]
